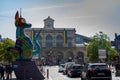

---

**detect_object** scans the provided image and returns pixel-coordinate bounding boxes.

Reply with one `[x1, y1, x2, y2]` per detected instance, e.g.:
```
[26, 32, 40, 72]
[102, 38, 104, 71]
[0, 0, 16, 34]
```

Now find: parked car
[81, 63, 112, 80]
[67, 64, 83, 77]
[63, 62, 75, 75]
[58, 64, 65, 72]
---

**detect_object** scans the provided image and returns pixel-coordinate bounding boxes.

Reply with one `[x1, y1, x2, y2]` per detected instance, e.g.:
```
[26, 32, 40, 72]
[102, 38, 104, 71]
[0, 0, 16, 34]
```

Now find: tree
[0, 38, 18, 63]
[87, 31, 118, 62]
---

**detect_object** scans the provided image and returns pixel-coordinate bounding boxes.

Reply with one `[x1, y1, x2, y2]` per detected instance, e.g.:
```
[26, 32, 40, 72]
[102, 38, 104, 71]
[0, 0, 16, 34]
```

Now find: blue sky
[0, 0, 120, 41]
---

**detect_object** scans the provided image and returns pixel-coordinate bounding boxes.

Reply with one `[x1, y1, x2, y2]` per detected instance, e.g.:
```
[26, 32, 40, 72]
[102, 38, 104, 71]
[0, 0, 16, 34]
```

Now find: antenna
[20, 8, 22, 18]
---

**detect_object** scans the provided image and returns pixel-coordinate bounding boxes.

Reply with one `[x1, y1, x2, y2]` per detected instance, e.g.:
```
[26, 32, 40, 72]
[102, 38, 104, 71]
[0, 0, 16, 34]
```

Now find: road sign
[98, 46, 106, 59]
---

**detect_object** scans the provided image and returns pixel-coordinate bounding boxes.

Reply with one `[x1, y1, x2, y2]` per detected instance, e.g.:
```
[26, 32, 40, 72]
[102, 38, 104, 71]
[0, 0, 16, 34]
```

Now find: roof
[44, 16, 54, 21]
[75, 34, 91, 44]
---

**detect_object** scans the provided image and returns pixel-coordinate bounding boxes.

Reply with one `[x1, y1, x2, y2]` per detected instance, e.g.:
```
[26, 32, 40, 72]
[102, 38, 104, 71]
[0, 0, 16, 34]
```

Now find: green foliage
[109, 48, 118, 60]
[87, 41, 99, 62]
[0, 38, 18, 63]
[87, 31, 118, 62]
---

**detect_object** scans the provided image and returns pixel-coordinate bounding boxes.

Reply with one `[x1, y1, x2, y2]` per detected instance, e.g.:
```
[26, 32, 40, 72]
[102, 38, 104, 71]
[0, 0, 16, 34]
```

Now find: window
[68, 39, 72, 47]
[46, 34, 53, 47]
[56, 35, 63, 47]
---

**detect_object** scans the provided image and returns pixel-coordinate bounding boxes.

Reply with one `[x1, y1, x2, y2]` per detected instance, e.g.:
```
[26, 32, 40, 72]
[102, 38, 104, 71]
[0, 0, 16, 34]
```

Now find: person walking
[5, 64, 13, 80]
[0, 64, 5, 80]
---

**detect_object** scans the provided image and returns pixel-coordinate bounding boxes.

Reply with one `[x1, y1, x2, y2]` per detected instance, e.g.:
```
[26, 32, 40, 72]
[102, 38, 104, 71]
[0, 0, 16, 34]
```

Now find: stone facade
[25, 16, 89, 64]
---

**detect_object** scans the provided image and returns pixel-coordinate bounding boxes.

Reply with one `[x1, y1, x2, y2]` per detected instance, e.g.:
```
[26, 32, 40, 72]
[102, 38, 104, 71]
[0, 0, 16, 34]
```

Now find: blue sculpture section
[7, 11, 41, 60]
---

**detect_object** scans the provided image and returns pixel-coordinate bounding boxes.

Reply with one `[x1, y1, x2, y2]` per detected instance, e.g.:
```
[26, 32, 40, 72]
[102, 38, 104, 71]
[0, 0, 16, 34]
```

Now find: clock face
[45, 21, 53, 29]
[47, 22, 52, 27]
[47, 24, 50, 28]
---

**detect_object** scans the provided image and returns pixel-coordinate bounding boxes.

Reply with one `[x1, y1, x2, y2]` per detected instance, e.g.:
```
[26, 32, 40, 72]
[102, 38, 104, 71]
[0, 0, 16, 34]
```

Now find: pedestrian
[0, 64, 5, 80]
[5, 64, 13, 80]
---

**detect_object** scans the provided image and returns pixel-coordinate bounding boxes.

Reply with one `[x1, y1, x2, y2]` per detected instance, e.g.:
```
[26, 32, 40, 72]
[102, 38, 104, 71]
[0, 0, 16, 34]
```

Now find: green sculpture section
[7, 10, 41, 60]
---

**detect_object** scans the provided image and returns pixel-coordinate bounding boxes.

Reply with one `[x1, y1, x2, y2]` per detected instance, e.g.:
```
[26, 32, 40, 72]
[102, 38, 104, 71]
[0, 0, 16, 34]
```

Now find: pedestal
[13, 60, 45, 80]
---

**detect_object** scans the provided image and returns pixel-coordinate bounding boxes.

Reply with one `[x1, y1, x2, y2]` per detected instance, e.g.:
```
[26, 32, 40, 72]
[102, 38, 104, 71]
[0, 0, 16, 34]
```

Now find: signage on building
[98, 46, 106, 59]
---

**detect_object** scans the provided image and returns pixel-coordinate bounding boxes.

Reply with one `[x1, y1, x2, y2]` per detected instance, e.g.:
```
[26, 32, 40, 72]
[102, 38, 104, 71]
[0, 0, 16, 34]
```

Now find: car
[58, 64, 65, 72]
[63, 62, 75, 75]
[67, 64, 83, 77]
[81, 63, 112, 80]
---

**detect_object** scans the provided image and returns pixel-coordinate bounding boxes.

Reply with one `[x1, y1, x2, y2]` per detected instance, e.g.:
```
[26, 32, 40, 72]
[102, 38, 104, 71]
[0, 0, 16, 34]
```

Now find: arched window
[46, 34, 53, 47]
[68, 39, 72, 47]
[56, 35, 63, 47]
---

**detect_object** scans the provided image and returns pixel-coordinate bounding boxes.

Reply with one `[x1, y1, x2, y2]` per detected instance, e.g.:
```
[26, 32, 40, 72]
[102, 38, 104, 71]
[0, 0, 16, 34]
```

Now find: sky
[0, 0, 120, 41]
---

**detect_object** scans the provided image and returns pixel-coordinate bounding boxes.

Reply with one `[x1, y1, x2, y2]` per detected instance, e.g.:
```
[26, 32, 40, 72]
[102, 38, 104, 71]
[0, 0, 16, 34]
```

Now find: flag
[32, 30, 34, 43]
[64, 29, 67, 44]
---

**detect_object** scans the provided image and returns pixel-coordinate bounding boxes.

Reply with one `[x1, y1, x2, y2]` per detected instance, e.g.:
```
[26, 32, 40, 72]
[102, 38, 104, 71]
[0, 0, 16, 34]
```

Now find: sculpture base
[13, 60, 45, 80]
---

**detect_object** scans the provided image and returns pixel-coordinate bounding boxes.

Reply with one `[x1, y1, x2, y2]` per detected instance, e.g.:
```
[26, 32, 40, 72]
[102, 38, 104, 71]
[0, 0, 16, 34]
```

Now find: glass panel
[56, 35, 63, 47]
[46, 34, 53, 47]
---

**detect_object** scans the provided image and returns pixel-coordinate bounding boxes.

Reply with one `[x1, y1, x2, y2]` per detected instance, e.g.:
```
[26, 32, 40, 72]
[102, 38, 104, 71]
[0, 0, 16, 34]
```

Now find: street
[44, 66, 120, 80]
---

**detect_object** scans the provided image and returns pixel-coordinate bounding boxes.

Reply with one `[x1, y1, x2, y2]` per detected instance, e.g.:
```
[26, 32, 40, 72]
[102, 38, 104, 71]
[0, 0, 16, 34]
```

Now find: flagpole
[20, 8, 22, 18]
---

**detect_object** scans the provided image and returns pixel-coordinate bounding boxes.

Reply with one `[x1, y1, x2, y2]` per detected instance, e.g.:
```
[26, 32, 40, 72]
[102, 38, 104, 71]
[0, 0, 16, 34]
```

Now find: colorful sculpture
[7, 11, 41, 60]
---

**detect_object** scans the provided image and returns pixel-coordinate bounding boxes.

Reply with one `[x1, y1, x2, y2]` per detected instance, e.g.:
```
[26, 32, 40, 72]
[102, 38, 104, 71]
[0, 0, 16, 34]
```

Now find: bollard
[47, 69, 49, 79]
